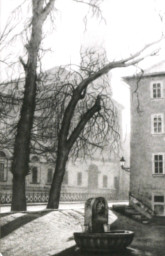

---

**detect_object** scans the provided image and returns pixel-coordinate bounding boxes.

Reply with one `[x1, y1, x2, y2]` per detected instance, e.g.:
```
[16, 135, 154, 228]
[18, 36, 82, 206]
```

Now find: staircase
[112, 193, 155, 224]
[112, 204, 165, 225]
[112, 204, 151, 224]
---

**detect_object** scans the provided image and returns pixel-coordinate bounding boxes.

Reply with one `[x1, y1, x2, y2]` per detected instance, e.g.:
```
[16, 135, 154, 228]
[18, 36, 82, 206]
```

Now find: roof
[123, 60, 165, 80]
[144, 60, 165, 75]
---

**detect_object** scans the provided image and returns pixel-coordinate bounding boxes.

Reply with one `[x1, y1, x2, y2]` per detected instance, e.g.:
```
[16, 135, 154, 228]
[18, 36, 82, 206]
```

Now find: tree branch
[19, 57, 27, 71]
[41, 0, 56, 20]
[67, 95, 101, 149]
[76, 37, 163, 94]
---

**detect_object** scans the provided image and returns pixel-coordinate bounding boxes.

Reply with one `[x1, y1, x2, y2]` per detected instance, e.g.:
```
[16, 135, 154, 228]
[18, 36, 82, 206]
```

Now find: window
[77, 172, 82, 186]
[0, 163, 5, 181]
[153, 195, 165, 216]
[103, 175, 108, 188]
[31, 167, 38, 184]
[63, 171, 68, 185]
[151, 114, 164, 134]
[0, 151, 7, 182]
[47, 169, 53, 184]
[153, 154, 164, 174]
[31, 156, 39, 163]
[0, 151, 6, 157]
[154, 195, 164, 202]
[114, 176, 119, 189]
[151, 82, 163, 99]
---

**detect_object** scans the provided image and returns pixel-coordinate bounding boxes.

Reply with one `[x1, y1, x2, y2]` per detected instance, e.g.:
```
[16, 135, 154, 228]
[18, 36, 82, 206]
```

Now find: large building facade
[0, 150, 125, 204]
[125, 61, 165, 216]
[0, 69, 129, 205]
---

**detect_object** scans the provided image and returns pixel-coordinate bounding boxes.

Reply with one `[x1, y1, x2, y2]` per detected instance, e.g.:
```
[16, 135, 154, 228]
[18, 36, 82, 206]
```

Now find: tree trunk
[11, 70, 37, 211]
[11, 174, 26, 211]
[47, 150, 68, 209]
[10, 0, 56, 211]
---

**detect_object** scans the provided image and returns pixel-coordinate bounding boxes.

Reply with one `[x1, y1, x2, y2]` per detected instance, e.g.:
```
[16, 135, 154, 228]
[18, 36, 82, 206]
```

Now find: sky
[0, 0, 165, 148]
[0, 0, 164, 71]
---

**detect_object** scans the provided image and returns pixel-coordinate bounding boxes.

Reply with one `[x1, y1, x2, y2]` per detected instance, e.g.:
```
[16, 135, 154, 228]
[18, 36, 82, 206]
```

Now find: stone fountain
[74, 197, 134, 252]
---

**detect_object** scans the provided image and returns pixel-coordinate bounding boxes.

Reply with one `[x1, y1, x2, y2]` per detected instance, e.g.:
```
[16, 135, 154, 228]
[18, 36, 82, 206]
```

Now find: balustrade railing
[0, 191, 116, 204]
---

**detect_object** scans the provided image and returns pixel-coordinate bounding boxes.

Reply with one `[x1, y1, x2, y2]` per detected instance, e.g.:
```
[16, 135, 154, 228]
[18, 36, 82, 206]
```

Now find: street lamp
[120, 156, 130, 172]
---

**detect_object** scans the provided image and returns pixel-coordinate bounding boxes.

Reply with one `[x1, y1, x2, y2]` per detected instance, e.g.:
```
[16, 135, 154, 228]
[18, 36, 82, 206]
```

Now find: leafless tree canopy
[0, 48, 119, 161]
[0, 79, 23, 149]
[33, 48, 119, 160]
[0, 0, 164, 210]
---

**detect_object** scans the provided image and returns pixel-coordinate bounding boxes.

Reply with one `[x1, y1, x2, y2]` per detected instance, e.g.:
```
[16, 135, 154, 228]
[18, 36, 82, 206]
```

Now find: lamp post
[120, 156, 130, 172]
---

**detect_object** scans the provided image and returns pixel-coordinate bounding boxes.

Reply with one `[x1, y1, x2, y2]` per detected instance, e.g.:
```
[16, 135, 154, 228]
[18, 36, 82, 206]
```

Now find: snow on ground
[0, 212, 26, 226]
[0, 201, 128, 213]
[0, 209, 117, 256]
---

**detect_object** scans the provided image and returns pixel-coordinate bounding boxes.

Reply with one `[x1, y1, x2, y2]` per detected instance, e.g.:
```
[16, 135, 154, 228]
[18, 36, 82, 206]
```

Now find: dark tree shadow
[0, 210, 50, 238]
[0, 212, 14, 217]
[53, 246, 147, 256]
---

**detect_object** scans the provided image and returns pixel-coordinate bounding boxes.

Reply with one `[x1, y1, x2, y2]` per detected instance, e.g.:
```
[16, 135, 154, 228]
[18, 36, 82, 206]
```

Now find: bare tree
[32, 49, 119, 157]
[0, 80, 22, 151]
[0, 0, 163, 211]
[0, 39, 162, 210]
[41, 43, 160, 209]
[0, 0, 109, 211]
[8, 0, 56, 211]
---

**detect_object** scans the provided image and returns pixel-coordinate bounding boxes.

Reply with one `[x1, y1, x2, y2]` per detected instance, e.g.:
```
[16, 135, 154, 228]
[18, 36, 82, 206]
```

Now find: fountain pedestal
[74, 197, 134, 252]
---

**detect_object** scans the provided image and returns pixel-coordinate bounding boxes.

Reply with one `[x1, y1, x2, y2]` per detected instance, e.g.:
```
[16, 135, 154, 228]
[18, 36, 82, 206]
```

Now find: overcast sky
[0, 0, 164, 71]
[0, 0, 165, 142]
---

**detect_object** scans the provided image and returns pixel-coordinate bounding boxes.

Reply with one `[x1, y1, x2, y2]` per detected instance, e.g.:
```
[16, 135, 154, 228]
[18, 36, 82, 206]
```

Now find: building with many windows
[0, 68, 130, 204]
[0, 106, 128, 204]
[124, 60, 165, 216]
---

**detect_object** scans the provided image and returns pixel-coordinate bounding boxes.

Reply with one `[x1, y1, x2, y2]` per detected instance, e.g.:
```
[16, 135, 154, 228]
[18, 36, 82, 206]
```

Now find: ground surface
[111, 211, 165, 256]
[0, 208, 165, 256]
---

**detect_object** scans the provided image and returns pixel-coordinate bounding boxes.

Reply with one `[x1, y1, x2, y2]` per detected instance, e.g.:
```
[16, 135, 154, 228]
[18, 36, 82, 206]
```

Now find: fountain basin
[74, 230, 134, 252]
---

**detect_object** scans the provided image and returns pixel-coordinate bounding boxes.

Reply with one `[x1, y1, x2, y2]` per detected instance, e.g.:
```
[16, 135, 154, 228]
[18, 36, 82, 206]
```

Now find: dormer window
[151, 82, 163, 99]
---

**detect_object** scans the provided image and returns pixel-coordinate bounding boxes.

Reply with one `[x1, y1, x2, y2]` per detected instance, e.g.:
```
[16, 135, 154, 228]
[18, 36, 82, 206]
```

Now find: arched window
[47, 169, 53, 184]
[0, 151, 6, 157]
[31, 156, 39, 162]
